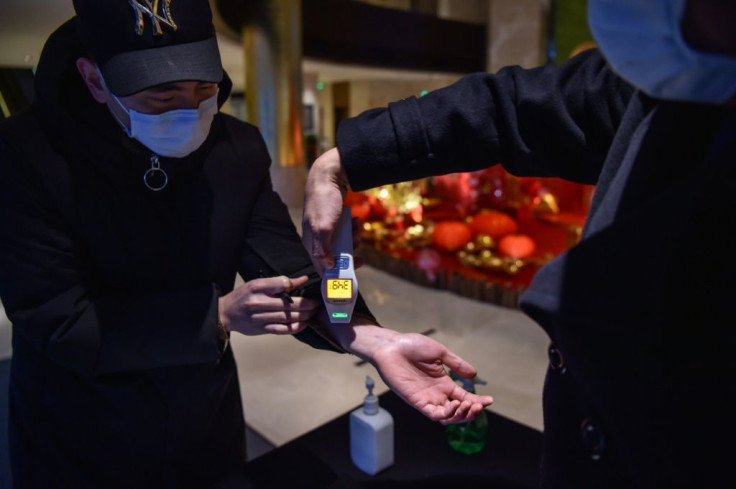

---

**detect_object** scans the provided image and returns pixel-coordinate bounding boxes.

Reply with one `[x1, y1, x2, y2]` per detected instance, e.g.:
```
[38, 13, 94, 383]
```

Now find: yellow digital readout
[326, 278, 353, 300]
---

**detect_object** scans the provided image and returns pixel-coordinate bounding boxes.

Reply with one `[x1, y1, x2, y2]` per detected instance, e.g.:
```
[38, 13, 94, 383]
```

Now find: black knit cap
[73, 0, 223, 96]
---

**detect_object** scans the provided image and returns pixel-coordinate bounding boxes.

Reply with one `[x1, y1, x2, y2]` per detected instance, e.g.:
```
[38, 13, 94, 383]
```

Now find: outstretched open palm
[369, 333, 493, 424]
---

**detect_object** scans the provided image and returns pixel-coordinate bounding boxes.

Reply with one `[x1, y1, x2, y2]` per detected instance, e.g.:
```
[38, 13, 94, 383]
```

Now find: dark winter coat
[337, 48, 736, 488]
[0, 18, 366, 489]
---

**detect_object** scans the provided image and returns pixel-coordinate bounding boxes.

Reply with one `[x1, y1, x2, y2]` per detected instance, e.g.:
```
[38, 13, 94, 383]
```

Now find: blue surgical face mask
[110, 89, 219, 158]
[588, 0, 736, 104]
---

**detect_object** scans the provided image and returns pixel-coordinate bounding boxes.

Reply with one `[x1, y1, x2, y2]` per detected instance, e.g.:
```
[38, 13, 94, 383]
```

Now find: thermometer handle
[332, 207, 353, 256]
[322, 206, 358, 324]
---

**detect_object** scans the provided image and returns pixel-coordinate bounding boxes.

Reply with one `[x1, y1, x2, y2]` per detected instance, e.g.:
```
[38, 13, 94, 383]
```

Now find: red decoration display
[348, 165, 593, 308]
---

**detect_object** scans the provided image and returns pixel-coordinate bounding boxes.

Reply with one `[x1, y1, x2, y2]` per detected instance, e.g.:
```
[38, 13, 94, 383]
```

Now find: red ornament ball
[432, 221, 473, 252]
[469, 210, 518, 239]
[498, 234, 536, 259]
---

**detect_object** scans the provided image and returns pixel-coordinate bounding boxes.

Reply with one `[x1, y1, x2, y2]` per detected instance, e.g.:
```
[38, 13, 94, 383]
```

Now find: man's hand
[302, 147, 350, 274]
[331, 322, 494, 425]
[369, 332, 494, 424]
[218, 275, 320, 336]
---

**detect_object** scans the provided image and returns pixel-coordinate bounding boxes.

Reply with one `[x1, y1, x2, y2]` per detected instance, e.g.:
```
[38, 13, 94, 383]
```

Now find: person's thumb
[442, 351, 478, 379]
[258, 275, 308, 296]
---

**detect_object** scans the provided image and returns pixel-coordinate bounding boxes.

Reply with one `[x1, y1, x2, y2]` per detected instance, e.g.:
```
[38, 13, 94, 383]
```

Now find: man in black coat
[303, 0, 736, 487]
[0, 1, 492, 487]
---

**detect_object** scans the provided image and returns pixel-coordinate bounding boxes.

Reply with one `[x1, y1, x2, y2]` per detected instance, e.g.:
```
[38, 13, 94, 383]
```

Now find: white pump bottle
[349, 375, 394, 475]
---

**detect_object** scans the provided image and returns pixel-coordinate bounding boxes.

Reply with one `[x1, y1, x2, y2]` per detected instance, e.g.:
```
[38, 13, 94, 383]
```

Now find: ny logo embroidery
[129, 0, 178, 36]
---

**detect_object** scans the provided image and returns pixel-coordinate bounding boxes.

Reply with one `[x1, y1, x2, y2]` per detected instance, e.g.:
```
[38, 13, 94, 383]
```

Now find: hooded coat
[0, 19, 367, 489]
[336, 48, 736, 488]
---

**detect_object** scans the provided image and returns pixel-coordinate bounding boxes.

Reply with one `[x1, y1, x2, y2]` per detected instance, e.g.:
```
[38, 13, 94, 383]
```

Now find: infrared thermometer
[322, 207, 358, 324]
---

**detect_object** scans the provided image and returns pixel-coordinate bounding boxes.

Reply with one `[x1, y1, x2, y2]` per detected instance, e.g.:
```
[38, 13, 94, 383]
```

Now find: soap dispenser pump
[349, 375, 394, 475]
[445, 371, 489, 454]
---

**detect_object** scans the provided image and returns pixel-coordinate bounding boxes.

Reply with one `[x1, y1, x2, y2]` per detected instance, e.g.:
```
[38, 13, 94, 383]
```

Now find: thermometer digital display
[322, 207, 358, 323]
[325, 278, 353, 299]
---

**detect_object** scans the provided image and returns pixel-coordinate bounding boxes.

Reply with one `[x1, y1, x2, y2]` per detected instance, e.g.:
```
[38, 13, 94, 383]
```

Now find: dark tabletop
[232, 390, 543, 489]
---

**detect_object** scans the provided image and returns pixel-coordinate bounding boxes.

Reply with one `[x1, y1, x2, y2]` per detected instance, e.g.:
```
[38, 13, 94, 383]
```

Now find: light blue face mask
[110, 90, 219, 158]
[588, 0, 736, 104]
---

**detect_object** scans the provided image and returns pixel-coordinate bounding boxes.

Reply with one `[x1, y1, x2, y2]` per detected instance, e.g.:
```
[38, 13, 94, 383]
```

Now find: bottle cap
[363, 375, 379, 415]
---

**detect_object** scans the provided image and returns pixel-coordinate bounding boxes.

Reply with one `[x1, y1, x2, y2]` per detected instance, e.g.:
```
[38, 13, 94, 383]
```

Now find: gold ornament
[473, 233, 495, 250]
[363, 181, 425, 219]
[532, 190, 559, 214]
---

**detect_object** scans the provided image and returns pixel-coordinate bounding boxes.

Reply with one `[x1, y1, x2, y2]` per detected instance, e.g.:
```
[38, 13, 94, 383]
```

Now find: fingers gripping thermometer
[322, 207, 358, 323]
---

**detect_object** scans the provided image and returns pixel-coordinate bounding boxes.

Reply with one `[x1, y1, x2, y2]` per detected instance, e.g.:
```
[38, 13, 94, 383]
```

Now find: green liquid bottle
[446, 372, 488, 455]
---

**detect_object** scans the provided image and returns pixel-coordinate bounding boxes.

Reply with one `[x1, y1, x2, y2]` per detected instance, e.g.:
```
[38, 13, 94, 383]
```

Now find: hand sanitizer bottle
[445, 371, 488, 454]
[350, 375, 394, 475]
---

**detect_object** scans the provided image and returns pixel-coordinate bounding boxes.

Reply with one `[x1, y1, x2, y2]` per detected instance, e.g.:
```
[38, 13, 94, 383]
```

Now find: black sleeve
[0, 114, 223, 377]
[238, 161, 376, 354]
[337, 48, 636, 190]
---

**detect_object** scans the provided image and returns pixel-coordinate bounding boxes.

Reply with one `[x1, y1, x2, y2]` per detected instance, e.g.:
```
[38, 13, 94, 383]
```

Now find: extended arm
[303, 49, 635, 267]
[238, 165, 491, 422]
[327, 315, 493, 424]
